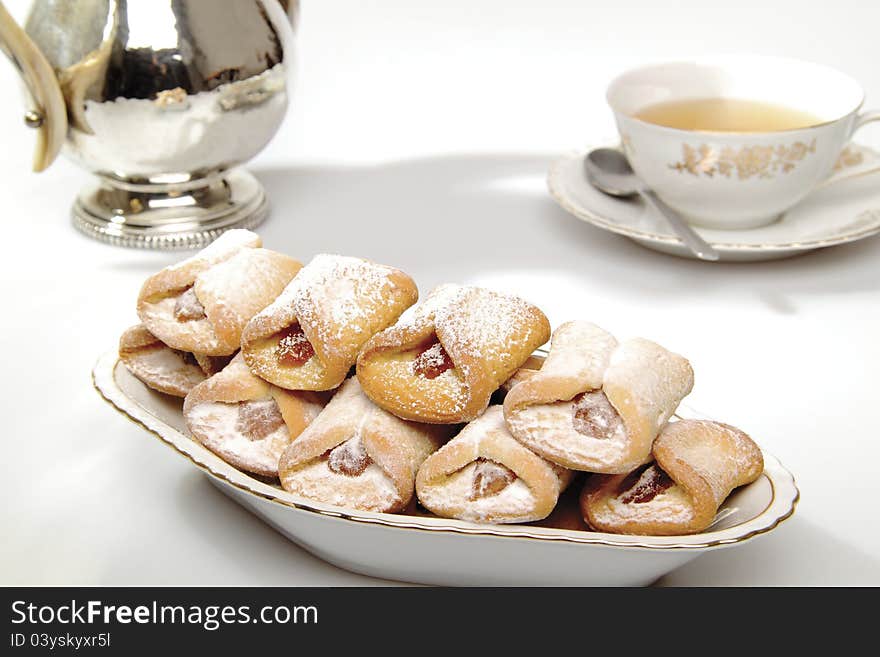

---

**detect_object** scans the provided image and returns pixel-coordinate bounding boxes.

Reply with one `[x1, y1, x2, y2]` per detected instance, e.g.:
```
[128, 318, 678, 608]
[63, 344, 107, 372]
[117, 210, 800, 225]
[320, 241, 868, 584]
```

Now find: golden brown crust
[241, 255, 419, 391]
[499, 355, 545, 393]
[119, 323, 165, 353]
[415, 406, 572, 523]
[118, 324, 206, 397]
[184, 353, 271, 405]
[504, 322, 617, 411]
[278, 379, 451, 512]
[137, 230, 302, 356]
[357, 285, 551, 424]
[580, 419, 764, 535]
[138, 229, 262, 302]
[182, 354, 328, 478]
[504, 321, 694, 473]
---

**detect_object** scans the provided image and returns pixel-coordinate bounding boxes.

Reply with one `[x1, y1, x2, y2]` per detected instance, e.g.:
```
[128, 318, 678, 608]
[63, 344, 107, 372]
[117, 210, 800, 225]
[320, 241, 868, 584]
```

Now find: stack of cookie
[120, 230, 763, 536]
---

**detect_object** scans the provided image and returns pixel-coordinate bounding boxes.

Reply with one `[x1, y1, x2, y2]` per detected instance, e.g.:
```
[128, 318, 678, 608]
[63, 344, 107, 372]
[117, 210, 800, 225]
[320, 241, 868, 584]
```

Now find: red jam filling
[412, 341, 454, 379]
[617, 464, 675, 504]
[276, 325, 315, 366]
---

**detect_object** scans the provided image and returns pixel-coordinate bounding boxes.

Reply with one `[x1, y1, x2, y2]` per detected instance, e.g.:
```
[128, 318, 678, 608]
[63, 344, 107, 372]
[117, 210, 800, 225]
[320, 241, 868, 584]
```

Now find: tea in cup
[607, 55, 880, 230]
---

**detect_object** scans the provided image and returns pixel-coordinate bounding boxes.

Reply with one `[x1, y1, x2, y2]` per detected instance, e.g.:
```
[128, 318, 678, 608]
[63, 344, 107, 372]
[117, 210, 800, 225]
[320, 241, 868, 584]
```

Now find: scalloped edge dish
[93, 350, 799, 585]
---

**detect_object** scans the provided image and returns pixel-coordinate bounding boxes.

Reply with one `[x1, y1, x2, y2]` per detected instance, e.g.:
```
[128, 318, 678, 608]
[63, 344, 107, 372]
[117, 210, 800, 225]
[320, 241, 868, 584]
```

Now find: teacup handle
[852, 109, 880, 135]
[819, 109, 880, 188]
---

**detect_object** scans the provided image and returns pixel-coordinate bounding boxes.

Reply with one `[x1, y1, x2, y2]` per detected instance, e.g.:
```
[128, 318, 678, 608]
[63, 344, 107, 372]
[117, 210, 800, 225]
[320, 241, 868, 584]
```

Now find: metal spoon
[584, 148, 720, 261]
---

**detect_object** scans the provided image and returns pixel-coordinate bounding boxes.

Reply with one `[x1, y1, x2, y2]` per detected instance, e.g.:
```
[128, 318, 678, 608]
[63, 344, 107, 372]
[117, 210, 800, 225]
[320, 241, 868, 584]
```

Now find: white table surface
[2, 0, 879, 586]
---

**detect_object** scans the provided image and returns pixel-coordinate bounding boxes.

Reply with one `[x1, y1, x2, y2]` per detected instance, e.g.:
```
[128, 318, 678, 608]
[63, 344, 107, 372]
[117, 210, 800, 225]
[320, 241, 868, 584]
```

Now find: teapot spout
[0, 1, 66, 172]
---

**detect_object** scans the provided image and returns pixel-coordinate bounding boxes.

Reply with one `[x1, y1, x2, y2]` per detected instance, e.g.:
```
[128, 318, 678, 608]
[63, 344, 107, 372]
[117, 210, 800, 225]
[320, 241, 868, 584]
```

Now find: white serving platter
[93, 350, 799, 586]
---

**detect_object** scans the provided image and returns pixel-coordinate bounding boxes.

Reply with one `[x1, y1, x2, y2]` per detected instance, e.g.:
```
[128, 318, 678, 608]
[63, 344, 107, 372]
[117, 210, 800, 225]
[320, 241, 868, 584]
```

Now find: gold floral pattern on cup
[669, 140, 817, 180]
[833, 146, 865, 171]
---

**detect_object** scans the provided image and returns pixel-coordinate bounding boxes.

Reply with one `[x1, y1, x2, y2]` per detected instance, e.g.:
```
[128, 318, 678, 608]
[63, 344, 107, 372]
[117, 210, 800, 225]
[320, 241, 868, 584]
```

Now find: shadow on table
[253, 152, 880, 313]
[656, 516, 880, 586]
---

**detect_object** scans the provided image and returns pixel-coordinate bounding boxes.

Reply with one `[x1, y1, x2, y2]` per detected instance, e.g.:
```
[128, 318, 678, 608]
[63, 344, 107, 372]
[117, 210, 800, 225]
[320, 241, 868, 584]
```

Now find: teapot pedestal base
[71, 168, 269, 250]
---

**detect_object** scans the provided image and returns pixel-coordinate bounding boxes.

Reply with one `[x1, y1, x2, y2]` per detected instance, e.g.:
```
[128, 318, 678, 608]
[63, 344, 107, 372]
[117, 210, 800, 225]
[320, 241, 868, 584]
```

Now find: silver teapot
[0, 0, 297, 249]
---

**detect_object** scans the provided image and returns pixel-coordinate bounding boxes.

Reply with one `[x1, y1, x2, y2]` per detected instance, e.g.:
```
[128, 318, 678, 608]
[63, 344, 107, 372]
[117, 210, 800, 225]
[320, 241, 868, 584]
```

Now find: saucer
[547, 142, 880, 261]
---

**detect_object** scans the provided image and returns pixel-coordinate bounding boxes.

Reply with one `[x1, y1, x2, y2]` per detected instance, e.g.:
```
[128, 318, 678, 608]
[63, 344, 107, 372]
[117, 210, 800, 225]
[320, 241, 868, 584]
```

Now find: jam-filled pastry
[137, 229, 302, 356]
[580, 419, 764, 535]
[415, 406, 572, 524]
[183, 354, 329, 478]
[278, 378, 451, 513]
[504, 321, 694, 474]
[356, 285, 551, 424]
[241, 254, 418, 392]
[118, 324, 232, 397]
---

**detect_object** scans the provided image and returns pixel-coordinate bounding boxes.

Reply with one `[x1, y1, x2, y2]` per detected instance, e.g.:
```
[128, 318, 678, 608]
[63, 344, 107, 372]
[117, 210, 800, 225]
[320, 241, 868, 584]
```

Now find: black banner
[0, 587, 868, 651]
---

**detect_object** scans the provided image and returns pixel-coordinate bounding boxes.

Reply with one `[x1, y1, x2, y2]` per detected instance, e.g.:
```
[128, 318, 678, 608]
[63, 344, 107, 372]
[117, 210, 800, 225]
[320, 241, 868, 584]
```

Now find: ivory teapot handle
[0, 1, 67, 172]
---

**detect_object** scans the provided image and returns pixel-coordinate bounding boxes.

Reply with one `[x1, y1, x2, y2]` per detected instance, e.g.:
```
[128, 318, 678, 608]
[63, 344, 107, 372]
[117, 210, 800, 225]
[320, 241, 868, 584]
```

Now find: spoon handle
[640, 190, 720, 261]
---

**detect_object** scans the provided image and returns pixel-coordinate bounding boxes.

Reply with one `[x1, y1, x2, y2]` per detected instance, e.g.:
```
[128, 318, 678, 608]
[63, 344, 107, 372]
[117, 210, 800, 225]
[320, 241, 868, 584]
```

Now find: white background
[1, 0, 879, 585]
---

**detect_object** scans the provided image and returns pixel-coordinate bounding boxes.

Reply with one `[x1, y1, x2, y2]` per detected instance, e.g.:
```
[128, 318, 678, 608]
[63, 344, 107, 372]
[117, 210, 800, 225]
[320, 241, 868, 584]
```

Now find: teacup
[607, 55, 880, 230]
